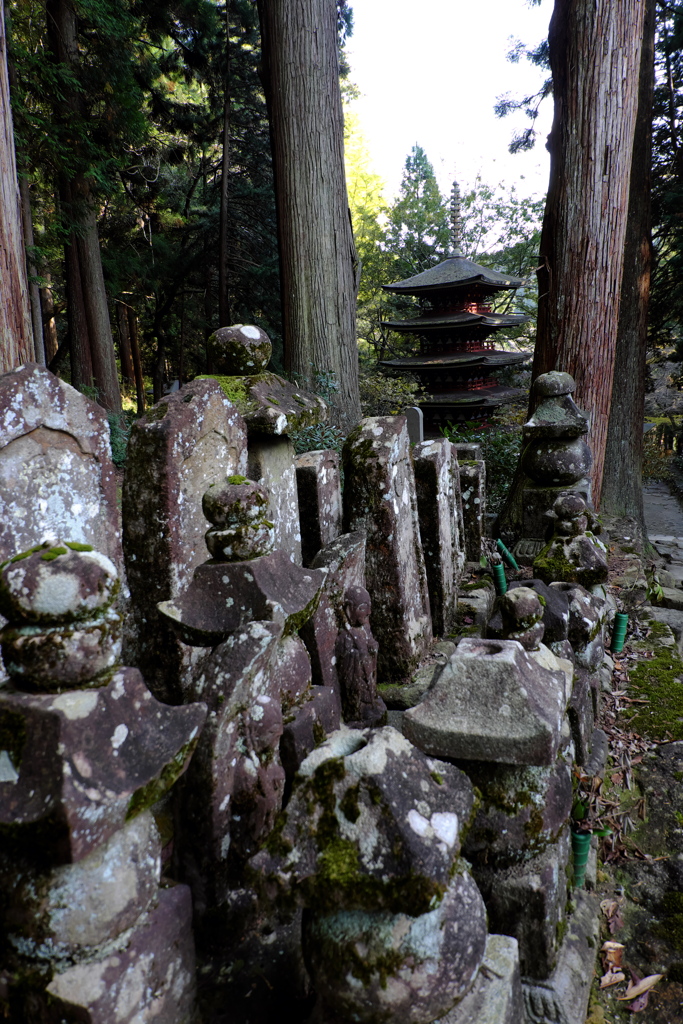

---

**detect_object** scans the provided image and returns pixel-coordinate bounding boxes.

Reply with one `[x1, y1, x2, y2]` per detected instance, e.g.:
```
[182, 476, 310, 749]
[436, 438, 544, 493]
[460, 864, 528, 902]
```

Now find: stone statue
[534, 493, 609, 588]
[334, 586, 385, 727]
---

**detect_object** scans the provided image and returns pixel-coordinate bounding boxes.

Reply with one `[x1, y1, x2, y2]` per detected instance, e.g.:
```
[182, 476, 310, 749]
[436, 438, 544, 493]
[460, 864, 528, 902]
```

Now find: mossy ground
[624, 621, 683, 742]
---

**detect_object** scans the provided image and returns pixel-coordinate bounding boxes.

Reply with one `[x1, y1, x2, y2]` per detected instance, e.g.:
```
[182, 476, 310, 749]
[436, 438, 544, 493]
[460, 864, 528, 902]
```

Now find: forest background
[5, 0, 683, 486]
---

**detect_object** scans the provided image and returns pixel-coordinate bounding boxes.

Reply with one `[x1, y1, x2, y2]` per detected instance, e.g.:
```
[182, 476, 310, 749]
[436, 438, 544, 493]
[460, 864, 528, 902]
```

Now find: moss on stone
[197, 375, 252, 414]
[65, 541, 94, 552]
[40, 546, 68, 562]
[226, 475, 249, 486]
[126, 737, 199, 820]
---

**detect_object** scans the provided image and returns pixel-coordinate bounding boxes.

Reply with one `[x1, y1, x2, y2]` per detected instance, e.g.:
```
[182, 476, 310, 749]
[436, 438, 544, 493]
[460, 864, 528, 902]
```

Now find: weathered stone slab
[157, 549, 326, 646]
[474, 827, 571, 980]
[123, 378, 247, 703]
[178, 622, 286, 906]
[549, 582, 606, 671]
[379, 641, 456, 711]
[0, 364, 121, 568]
[456, 582, 495, 633]
[405, 405, 424, 444]
[249, 436, 302, 564]
[435, 934, 523, 1024]
[343, 417, 431, 683]
[299, 531, 366, 699]
[413, 439, 460, 635]
[2, 811, 160, 960]
[295, 449, 342, 567]
[457, 458, 487, 563]
[403, 639, 568, 766]
[567, 666, 594, 767]
[0, 666, 206, 862]
[521, 891, 599, 1024]
[275, 633, 313, 705]
[250, 726, 476, 916]
[45, 883, 196, 1024]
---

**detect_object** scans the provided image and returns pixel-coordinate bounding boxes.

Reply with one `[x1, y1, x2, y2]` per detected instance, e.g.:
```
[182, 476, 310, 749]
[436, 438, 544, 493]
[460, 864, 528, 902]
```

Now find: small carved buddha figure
[335, 586, 385, 728]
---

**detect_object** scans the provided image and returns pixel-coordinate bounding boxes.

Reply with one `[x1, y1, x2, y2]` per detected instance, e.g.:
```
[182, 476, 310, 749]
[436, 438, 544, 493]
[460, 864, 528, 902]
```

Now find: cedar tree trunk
[47, 0, 121, 412]
[218, 0, 231, 327]
[257, 0, 361, 430]
[601, 0, 655, 526]
[533, 0, 647, 507]
[0, 0, 33, 370]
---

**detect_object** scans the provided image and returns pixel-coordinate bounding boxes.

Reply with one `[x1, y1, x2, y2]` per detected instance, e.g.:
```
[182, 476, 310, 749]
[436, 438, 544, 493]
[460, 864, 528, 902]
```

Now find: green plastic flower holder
[492, 563, 507, 596]
[611, 612, 628, 654]
[571, 828, 591, 889]
[496, 538, 519, 571]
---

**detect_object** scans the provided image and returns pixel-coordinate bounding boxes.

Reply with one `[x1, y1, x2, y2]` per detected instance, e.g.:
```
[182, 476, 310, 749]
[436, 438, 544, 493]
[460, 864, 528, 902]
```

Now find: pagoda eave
[380, 351, 531, 371]
[419, 385, 524, 408]
[381, 312, 530, 332]
[383, 256, 523, 295]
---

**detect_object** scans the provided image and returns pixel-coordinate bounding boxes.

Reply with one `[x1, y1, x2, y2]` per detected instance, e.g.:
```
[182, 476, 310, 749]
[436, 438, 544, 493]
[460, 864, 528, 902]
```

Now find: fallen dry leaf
[600, 969, 626, 989]
[617, 974, 664, 1000]
[629, 991, 649, 1013]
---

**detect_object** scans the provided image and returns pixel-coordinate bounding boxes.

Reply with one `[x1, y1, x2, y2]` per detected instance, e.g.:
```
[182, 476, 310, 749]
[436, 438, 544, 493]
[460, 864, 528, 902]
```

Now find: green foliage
[651, 2, 683, 350]
[290, 423, 346, 457]
[107, 412, 134, 467]
[8, 0, 281, 392]
[385, 145, 451, 279]
[441, 421, 523, 515]
[358, 369, 425, 418]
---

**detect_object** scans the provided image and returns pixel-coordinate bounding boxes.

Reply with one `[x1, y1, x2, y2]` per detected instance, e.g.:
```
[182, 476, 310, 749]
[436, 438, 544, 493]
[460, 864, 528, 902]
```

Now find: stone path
[644, 481, 683, 585]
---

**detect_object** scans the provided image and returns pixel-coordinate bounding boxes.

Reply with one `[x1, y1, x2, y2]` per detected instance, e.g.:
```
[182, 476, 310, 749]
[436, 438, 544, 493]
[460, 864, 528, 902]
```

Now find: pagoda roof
[381, 310, 529, 333]
[379, 350, 531, 371]
[383, 256, 523, 295]
[418, 384, 523, 408]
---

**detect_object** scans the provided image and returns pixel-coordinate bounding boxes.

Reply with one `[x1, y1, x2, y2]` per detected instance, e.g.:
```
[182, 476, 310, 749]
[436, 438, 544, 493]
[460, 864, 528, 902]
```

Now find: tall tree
[385, 145, 450, 279]
[46, 0, 122, 411]
[0, 0, 33, 371]
[257, 0, 361, 430]
[601, 0, 656, 524]
[531, 0, 647, 506]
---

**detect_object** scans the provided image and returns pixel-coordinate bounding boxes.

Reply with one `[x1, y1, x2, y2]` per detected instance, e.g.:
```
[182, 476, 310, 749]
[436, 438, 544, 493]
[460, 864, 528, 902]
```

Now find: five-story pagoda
[380, 181, 531, 434]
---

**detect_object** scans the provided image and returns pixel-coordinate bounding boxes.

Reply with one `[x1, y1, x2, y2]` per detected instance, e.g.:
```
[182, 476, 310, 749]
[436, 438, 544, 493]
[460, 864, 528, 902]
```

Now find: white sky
[345, 0, 554, 203]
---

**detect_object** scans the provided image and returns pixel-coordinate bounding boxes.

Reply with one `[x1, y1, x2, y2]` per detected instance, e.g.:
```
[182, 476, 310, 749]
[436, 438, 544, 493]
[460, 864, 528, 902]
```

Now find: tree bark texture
[47, 0, 121, 412]
[19, 173, 45, 365]
[257, 0, 361, 430]
[218, 0, 231, 328]
[0, 0, 34, 371]
[533, 0, 647, 507]
[601, 0, 655, 524]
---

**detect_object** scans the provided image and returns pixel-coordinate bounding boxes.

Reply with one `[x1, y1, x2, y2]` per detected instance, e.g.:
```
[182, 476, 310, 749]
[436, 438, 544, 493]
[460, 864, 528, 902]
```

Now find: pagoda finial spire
[450, 178, 463, 257]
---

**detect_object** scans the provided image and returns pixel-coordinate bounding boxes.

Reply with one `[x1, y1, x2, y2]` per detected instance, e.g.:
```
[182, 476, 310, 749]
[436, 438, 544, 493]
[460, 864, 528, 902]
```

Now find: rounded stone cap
[500, 586, 543, 625]
[553, 493, 586, 518]
[202, 478, 270, 528]
[0, 543, 119, 625]
[207, 324, 272, 374]
[533, 371, 576, 397]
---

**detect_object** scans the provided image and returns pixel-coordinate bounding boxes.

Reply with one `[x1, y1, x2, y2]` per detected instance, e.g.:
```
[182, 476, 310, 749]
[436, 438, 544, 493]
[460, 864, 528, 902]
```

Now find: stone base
[512, 538, 545, 567]
[521, 891, 599, 1024]
[473, 829, 571, 980]
[45, 885, 196, 1024]
[434, 934, 523, 1024]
